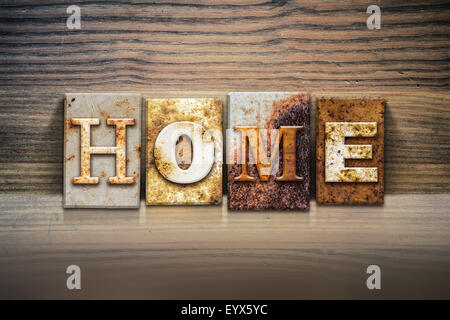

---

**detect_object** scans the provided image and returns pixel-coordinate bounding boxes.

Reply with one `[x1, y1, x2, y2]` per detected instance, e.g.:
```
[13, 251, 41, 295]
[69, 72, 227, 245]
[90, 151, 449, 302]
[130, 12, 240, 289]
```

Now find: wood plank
[0, 194, 449, 299]
[0, 0, 449, 194]
[0, 90, 448, 194]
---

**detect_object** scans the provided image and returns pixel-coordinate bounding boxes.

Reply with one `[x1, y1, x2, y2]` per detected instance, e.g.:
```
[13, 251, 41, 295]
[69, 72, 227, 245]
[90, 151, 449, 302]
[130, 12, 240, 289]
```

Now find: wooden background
[0, 0, 449, 299]
[0, 0, 449, 194]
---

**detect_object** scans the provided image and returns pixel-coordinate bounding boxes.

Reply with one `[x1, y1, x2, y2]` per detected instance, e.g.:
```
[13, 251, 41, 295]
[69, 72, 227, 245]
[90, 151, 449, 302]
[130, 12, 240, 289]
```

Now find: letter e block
[64, 93, 141, 208]
[316, 98, 385, 204]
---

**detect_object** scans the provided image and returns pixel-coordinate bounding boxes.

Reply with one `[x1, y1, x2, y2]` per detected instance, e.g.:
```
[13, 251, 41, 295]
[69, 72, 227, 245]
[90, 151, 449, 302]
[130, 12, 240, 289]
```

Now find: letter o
[154, 121, 215, 184]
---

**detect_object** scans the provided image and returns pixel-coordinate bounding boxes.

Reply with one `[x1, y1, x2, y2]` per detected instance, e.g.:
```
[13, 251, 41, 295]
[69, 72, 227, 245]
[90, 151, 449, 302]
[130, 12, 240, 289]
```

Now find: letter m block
[227, 92, 310, 210]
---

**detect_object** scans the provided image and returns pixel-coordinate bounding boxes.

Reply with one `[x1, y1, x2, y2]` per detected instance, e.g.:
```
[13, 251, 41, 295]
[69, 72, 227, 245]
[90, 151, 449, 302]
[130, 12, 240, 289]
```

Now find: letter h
[71, 118, 135, 184]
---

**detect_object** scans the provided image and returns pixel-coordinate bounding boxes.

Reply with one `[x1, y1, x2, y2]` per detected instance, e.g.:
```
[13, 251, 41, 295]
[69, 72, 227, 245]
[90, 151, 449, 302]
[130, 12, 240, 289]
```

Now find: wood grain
[1, 0, 449, 194]
[1, 1, 449, 299]
[0, 193, 449, 299]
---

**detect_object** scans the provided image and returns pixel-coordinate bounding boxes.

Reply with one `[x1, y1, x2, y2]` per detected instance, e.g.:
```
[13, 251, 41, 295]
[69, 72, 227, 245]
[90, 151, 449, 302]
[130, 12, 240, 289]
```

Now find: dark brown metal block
[316, 98, 385, 205]
[227, 92, 310, 210]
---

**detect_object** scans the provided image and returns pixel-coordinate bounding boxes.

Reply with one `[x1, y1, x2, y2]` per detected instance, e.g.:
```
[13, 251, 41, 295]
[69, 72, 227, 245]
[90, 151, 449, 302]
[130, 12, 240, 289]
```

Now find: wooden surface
[0, 193, 449, 299]
[0, 0, 449, 300]
[0, 0, 449, 194]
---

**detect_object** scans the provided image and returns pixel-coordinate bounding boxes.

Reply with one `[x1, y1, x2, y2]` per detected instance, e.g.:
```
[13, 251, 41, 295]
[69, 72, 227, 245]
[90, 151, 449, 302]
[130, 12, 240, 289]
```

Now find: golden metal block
[146, 98, 223, 205]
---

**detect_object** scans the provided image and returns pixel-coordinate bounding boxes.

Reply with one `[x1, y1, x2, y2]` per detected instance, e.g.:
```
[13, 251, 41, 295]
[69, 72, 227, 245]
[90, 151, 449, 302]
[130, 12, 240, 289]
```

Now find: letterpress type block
[227, 92, 310, 210]
[146, 98, 223, 205]
[316, 98, 385, 204]
[64, 93, 141, 208]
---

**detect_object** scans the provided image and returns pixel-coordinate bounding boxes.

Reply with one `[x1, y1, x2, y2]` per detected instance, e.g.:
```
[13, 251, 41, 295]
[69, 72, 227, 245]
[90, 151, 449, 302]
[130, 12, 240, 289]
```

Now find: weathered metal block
[227, 92, 310, 210]
[146, 98, 223, 205]
[316, 98, 385, 204]
[64, 93, 141, 208]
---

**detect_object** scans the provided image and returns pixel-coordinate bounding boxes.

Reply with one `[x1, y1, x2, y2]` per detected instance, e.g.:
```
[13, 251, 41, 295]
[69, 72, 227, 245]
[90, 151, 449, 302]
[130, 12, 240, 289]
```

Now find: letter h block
[64, 93, 141, 208]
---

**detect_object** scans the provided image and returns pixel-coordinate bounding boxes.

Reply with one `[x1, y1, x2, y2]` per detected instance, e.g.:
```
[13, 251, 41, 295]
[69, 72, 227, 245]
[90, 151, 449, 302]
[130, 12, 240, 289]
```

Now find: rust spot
[135, 145, 141, 155]
[115, 98, 130, 108]
[154, 145, 176, 177]
[99, 110, 109, 118]
[210, 195, 220, 204]
[161, 105, 169, 115]
[65, 118, 76, 132]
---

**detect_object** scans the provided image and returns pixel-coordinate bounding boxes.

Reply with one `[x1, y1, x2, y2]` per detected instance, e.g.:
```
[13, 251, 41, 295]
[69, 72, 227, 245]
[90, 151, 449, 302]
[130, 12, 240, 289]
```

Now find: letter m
[233, 126, 303, 182]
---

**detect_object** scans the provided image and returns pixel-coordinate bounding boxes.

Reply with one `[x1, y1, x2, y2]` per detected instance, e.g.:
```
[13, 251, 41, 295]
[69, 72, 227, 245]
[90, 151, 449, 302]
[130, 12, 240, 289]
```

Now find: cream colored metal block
[64, 93, 141, 208]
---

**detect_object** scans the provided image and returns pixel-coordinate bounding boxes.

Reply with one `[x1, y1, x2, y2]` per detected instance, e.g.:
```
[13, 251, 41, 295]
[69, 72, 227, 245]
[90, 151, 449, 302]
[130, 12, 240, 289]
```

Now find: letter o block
[146, 98, 223, 205]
